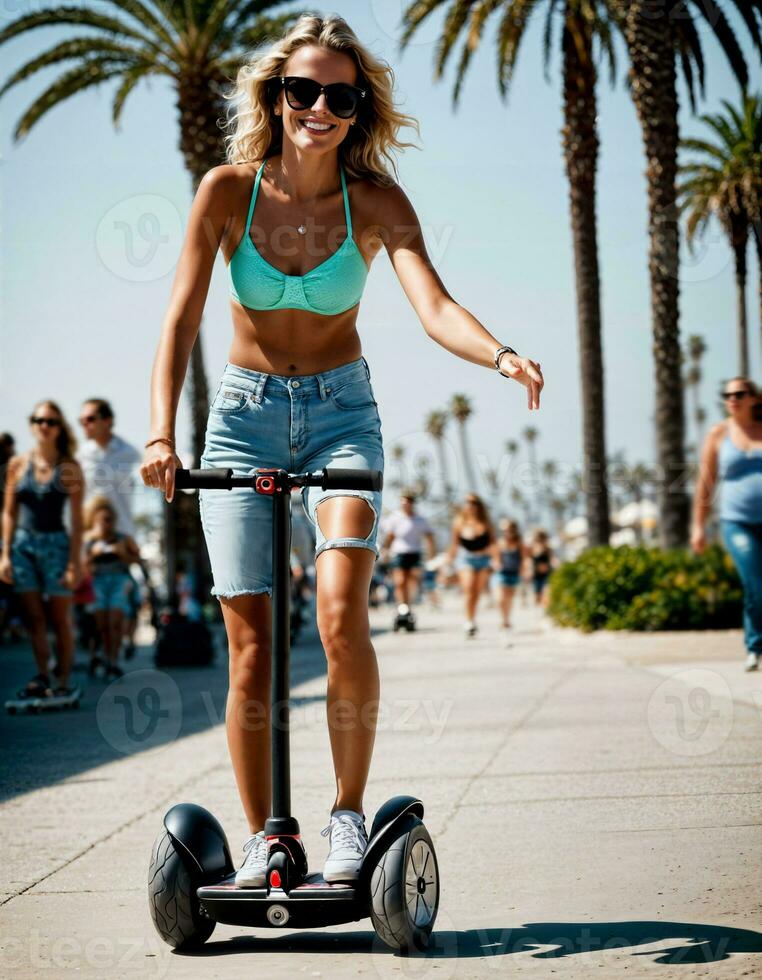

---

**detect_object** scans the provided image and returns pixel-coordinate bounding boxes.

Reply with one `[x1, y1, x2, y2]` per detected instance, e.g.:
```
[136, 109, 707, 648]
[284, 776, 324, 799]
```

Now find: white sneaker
[744, 652, 759, 672]
[463, 620, 477, 637]
[235, 830, 267, 887]
[321, 810, 368, 882]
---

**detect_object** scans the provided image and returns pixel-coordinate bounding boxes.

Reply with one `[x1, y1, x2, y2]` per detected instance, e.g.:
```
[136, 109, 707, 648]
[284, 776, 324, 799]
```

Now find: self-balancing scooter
[148, 466, 439, 953]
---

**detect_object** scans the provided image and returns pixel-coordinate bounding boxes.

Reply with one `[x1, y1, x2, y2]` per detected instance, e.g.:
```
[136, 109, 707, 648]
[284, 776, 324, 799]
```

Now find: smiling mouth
[298, 119, 336, 133]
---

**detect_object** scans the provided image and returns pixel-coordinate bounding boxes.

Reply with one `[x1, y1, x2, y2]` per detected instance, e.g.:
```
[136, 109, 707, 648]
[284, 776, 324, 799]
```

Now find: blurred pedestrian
[0, 432, 16, 642]
[492, 519, 527, 635]
[0, 401, 84, 699]
[380, 488, 436, 625]
[77, 398, 143, 657]
[444, 493, 496, 637]
[83, 495, 141, 679]
[528, 529, 554, 607]
[691, 376, 762, 671]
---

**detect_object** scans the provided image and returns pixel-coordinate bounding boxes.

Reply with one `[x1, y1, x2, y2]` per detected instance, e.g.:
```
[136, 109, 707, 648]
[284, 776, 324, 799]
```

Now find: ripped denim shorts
[199, 356, 384, 600]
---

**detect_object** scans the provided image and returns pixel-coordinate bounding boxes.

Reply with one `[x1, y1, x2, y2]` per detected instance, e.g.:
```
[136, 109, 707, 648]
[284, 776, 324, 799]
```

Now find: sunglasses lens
[328, 84, 359, 118]
[285, 77, 320, 110]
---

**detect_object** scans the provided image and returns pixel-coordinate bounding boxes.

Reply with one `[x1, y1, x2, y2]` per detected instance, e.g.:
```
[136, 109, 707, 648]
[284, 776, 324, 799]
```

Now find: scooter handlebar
[174, 468, 233, 489]
[172, 467, 383, 492]
[319, 468, 383, 491]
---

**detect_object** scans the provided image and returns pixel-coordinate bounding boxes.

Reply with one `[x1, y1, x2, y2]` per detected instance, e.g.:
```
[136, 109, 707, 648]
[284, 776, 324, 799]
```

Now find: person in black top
[445, 494, 496, 637]
[529, 529, 554, 606]
[0, 401, 85, 698]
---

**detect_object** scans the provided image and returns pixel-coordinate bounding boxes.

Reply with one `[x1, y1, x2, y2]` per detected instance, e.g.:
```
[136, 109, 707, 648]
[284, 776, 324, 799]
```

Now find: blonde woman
[140, 14, 543, 888]
[445, 494, 496, 637]
[83, 496, 141, 679]
[0, 401, 84, 700]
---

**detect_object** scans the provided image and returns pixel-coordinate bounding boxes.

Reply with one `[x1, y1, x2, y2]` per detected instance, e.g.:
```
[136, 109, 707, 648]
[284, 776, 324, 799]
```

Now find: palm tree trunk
[456, 424, 479, 495]
[755, 221, 762, 358]
[733, 236, 749, 377]
[433, 437, 453, 506]
[624, 3, 689, 548]
[172, 75, 228, 607]
[561, 11, 610, 547]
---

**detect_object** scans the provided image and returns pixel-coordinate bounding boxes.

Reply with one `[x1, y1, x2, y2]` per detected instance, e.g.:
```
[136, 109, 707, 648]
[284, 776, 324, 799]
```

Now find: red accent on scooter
[255, 475, 276, 494]
[270, 869, 281, 888]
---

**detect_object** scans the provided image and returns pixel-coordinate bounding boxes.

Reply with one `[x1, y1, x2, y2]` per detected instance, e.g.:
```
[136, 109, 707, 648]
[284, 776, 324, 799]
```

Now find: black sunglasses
[79, 414, 101, 425]
[722, 390, 749, 400]
[30, 417, 61, 427]
[274, 75, 366, 119]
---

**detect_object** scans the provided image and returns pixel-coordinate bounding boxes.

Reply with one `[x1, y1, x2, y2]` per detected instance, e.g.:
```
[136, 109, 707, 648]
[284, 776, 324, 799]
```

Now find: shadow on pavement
[177, 921, 762, 962]
[0, 615, 330, 804]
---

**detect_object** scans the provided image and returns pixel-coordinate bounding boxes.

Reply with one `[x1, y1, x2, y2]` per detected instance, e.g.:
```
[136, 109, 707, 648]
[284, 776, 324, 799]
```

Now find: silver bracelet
[494, 345, 518, 375]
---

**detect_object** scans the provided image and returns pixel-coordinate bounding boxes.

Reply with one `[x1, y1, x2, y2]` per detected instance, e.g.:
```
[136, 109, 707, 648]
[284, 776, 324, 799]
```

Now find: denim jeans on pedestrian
[720, 519, 762, 654]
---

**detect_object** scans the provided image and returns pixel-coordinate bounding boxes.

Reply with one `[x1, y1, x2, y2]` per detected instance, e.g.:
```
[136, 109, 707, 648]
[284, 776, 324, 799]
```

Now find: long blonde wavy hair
[223, 13, 421, 186]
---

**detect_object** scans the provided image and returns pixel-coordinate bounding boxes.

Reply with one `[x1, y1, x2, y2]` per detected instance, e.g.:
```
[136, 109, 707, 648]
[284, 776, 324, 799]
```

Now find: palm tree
[522, 426, 540, 523]
[389, 444, 407, 492]
[683, 334, 707, 456]
[541, 459, 559, 526]
[0, 0, 306, 601]
[425, 409, 454, 505]
[620, 1, 761, 547]
[503, 437, 519, 515]
[510, 486, 531, 530]
[399, 0, 613, 547]
[449, 394, 479, 494]
[678, 97, 762, 376]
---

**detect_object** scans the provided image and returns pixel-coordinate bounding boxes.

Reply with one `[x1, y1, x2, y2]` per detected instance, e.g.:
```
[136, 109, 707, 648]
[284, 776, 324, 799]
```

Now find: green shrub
[547, 544, 742, 632]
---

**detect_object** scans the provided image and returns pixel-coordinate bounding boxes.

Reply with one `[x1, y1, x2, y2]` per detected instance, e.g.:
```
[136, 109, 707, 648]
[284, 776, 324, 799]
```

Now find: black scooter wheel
[369, 818, 439, 952]
[148, 829, 215, 950]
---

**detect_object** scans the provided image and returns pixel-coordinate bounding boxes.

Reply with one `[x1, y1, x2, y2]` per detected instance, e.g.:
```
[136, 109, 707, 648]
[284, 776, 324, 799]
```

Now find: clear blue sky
[3, 2, 760, 520]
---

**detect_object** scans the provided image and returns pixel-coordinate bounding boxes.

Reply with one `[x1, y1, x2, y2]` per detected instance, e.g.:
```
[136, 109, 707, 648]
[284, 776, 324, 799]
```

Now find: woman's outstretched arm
[378, 183, 544, 409]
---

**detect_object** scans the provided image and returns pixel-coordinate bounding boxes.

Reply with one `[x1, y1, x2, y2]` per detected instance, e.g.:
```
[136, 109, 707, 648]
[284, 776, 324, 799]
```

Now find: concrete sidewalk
[1, 590, 761, 978]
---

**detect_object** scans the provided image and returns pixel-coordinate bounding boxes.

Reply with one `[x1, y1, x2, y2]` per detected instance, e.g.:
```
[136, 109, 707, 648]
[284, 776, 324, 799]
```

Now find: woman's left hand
[61, 561, 82, 591]
[498, 353, 544, 409]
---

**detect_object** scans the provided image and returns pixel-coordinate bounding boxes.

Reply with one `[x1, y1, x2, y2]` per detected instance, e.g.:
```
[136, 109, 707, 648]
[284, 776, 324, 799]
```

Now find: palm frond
[687, 0, 749, 90]
[399, 0, 448, 54]
[495, 0, 538, 101]
[14, 58, 132, 139]
[434, 0, 474, 81]
[112, 63, 155, 125]
[452, 0, 504, 107]
[0, 37, 164, 99]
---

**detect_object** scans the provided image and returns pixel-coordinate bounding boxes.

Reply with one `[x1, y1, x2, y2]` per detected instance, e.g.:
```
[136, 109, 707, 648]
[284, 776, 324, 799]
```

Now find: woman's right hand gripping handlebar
[141, 440, 183, 504]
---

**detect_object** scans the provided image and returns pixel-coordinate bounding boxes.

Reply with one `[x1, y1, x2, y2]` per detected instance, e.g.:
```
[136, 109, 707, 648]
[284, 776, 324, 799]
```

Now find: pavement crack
[0, 759, 226, 908]
[436, 664, 578, 838]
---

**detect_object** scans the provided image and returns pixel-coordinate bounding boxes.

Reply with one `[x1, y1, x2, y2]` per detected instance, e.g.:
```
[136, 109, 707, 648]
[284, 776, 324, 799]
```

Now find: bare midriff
[228, 300, 363, 376]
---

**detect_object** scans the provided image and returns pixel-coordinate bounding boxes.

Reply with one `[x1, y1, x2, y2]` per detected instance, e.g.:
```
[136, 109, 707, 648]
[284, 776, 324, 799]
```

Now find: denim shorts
[199, 356, 384, 599]
[456, 552, 492, 573]
[11, 527, 72, 597]
[92, 570, 133, 614]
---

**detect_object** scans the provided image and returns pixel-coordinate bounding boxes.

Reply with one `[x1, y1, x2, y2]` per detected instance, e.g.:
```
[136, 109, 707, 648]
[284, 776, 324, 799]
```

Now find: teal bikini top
[228, 159, 369, 315]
